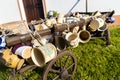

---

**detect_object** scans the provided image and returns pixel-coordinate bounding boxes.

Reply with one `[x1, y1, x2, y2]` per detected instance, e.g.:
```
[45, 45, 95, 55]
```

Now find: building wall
[46, 0, 120, 15]
[45, 0, 120, 26]
[0, 0, 21, 24]
[0, 0, 120, 26]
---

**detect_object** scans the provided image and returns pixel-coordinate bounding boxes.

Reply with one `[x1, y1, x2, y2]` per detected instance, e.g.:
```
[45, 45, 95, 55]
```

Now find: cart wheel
[43, 50, 77, 80]
[104, 28, 110, 45]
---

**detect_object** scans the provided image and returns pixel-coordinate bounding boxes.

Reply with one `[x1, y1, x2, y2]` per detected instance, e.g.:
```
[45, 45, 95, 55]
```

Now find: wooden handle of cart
[5, 18, 85, 46]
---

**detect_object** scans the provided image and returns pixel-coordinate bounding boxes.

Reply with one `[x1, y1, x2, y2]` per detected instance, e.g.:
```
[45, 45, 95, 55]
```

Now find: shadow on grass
[0, 54, 9, 71]
[0, 54, 10, 80]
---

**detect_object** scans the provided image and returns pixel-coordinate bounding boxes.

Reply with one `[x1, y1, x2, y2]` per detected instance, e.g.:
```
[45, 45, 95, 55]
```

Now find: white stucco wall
[0, 0, 20, 24]
[0, 0, 119, 24]
[0, 0, 26, 24]
[46, 0, 120, 15]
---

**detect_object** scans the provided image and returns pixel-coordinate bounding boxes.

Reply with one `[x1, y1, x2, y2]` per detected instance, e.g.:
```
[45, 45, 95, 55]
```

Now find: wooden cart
[2, 11, 114, 80]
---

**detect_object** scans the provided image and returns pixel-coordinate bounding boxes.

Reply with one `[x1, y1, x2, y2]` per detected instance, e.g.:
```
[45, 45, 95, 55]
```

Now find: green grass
[68, 26, 120, 80]
[0, 26, 120, 80]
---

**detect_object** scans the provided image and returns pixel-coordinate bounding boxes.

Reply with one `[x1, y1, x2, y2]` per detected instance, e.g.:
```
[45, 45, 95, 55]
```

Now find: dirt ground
[108, 15, 120, 27]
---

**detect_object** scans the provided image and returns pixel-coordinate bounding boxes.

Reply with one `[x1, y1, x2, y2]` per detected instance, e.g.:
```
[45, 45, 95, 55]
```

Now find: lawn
[68, 26, 120, 80]
[0, 26, 120, 80]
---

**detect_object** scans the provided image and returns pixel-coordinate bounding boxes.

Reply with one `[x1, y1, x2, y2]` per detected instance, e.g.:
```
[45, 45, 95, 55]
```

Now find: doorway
[22, 0, 46, 22]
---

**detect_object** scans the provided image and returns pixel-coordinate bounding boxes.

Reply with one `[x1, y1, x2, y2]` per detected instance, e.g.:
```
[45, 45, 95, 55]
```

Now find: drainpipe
[86, 0, 88, 13]
[67, 0, 80, 14]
